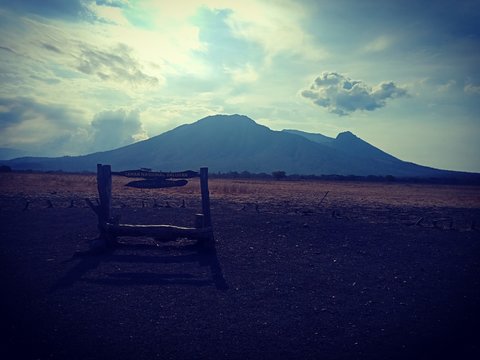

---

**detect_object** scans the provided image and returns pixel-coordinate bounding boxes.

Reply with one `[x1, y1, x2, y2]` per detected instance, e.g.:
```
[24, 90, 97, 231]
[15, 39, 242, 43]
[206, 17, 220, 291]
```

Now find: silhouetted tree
[272, 170, 286, 180]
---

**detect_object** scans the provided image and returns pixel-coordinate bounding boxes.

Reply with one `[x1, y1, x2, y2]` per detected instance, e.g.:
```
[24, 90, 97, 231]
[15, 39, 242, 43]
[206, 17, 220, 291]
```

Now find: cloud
[437, 80, 456, 92]
[0, 97, 149, 155]
[223, 0, 326, 61]
[192, 7, 262, 70]
[363, 35, 392, 53]
[464, 82, 480, 95]
[0, 45, 17, 54]
[301, 72, 408, 116]
[0, 96, 76, 130]
[224, 63, 259, 84]
[0, 96, 89, 155]
[75, 43, 160, 87]
[41, 42, 62, 54]
[90, 109, 147, 151]
[0, 98, 25, 129]
[95, 0, 128, 8]
[0, 0, 95, 20]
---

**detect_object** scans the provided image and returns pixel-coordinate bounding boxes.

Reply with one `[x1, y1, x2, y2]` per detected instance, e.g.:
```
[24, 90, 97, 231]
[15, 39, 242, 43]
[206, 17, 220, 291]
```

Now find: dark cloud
[0, 45, 17, 54]
[42, 42, 62, 54]
[90, 109, 145, 151]
[308, 0, 480, 41]
[0, 0, 131, 21]
[0, 97, 147, 155]
[30, 75, 61, 85]
[0, 97, 75, 129]
[0, 0, 95, 21]
[0, 98, 24, 129]
[76, 43, 159, 87]
[301, 72, 408, 116]
[95, 0, 128, 8]
[0, 96, 88, 155]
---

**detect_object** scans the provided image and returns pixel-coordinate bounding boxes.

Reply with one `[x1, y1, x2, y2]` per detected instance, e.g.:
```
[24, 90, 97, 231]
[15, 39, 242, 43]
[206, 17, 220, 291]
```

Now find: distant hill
[2, 114, 477, 178]
[0, 147, 29, 160]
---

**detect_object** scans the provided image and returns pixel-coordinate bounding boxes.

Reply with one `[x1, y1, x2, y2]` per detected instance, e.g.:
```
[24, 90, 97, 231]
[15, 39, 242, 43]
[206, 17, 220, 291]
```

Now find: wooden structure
[87, 164, 214, 249]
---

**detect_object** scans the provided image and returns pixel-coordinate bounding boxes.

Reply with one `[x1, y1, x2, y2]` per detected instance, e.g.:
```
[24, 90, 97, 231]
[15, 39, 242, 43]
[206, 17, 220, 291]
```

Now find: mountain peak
[197, 114, 256, 125]
[336, 131, 358, 140]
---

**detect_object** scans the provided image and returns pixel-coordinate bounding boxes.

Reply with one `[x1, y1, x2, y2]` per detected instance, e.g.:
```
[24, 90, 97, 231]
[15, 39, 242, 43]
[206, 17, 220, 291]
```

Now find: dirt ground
[1, 173, 480, 359]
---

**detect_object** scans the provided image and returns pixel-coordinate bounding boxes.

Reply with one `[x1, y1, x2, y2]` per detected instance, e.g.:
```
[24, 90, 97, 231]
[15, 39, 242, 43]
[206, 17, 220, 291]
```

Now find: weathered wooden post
[96, 164, 115, 246]
[200, 167, 211, 227]
[199, 167, 214, 248]
[97, 164, 111, 222]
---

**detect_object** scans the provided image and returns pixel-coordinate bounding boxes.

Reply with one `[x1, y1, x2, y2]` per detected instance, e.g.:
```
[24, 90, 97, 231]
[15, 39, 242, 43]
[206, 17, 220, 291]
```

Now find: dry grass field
[1, 171, 479, 209]
[1, 172, 480, 359]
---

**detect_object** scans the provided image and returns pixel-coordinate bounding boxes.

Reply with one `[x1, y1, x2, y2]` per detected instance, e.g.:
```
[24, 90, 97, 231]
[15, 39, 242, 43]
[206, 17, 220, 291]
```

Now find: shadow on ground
[51, 241, 228, 292]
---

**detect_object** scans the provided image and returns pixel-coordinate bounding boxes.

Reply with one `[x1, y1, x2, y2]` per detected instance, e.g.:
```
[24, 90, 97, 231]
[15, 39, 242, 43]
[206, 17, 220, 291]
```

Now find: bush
[272, 170, 286, 180]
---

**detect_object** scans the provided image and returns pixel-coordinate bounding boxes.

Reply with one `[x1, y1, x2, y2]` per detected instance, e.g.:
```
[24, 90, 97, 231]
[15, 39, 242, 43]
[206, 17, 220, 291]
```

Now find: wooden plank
[106, 223, 213, 240]
[112, 169, 199, 179]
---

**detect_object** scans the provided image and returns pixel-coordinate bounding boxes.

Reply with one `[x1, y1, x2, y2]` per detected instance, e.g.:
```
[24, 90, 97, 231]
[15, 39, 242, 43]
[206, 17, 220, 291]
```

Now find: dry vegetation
[2, 172, 479, 208]
[1, 172, 479, 228]
[1, 172, 479, 359]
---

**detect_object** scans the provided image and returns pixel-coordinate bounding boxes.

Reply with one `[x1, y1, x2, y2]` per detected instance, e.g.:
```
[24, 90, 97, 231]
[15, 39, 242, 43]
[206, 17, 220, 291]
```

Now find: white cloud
[132, 0, 326, 63]
[464, 82, 480, 95]
[437, 79, 456, 92]
[89, 1, 130, 26]
[363, 35, 392, 53]
[223, 0, 326, 62]
[301, 72, 408, 116]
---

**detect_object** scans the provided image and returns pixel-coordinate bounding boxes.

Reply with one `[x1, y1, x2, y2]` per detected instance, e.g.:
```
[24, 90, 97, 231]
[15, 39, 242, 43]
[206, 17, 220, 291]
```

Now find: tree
[272, 170, 286, 180]
[0, 165, 12, 173]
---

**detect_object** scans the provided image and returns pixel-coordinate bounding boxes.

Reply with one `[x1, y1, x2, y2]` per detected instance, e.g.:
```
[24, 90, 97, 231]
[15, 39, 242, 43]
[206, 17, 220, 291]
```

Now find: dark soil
[1, 189, 480, 359]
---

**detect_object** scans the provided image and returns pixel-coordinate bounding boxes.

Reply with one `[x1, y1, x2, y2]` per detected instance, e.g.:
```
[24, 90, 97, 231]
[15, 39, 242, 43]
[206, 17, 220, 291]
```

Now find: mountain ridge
[2, 114, 477, 178]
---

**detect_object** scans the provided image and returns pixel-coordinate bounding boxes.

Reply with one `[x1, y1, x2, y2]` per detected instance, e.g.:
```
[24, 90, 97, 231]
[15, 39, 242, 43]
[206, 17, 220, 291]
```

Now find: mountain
[284, 129, 401, 162]
[2, 114, 475, 178]
[282, 129, 334, 145]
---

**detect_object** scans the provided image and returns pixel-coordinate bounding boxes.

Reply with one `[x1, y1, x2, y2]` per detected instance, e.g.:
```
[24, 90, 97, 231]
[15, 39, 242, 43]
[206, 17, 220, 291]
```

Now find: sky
[0, 0, 479, 172]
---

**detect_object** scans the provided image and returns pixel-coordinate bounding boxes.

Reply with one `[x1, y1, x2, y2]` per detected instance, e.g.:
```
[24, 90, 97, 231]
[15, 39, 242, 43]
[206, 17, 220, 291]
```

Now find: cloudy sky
[0, 0, 479, 172]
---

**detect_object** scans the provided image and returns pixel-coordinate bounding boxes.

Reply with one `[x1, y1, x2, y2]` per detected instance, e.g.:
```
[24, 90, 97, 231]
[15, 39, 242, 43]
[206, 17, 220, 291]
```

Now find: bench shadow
[51, 241, 228, 292]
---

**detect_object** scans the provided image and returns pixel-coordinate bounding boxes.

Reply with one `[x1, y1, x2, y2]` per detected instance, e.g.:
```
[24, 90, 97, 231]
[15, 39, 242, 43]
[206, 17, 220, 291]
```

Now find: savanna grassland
[1, 172, 479, 359]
